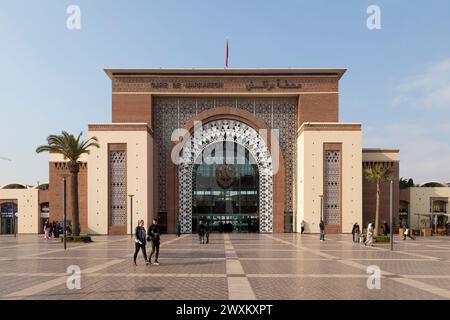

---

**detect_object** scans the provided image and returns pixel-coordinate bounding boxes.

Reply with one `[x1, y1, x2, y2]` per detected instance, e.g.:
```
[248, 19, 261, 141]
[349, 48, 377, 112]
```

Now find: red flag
[225, 40, 229, 68]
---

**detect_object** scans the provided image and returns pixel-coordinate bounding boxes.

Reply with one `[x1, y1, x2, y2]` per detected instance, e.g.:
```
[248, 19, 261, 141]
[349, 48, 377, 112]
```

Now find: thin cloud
[364, 123, 450, 184]
[394, 58, 450, 110]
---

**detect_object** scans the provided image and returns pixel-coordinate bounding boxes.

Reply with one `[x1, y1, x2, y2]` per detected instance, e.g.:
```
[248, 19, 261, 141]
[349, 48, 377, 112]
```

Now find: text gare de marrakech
[149, 79, 302, 90]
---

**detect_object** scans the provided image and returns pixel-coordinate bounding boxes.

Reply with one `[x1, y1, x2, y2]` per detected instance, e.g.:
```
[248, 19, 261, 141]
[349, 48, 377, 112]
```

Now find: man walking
[319, 220, 325, 242]
[365, 221, 374, 247]
[175, 221, 181, 237]
[133, 220, 149, 266]
[198, 220, 206, 244]
[148, 218, 161, 265]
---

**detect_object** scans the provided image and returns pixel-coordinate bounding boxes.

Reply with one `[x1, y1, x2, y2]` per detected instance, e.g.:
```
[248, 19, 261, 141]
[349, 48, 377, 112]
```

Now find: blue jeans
[199, 234, 205, 243]
[320, 230, 325, 241]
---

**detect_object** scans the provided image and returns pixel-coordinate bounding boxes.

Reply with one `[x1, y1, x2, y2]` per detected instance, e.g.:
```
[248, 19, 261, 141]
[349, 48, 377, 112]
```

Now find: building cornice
[297, 122, 362, 136]
[88, 123, 154, 137]
[104, 68, 347, 79]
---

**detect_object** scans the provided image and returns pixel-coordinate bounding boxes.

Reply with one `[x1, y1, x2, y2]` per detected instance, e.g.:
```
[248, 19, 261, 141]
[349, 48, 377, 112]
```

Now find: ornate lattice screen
[324, 150, 341, 226]
[109, 150, 126, 226]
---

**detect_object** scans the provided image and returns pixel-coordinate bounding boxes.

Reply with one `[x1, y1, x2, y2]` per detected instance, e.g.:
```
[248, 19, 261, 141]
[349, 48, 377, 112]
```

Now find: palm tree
[36, 131, 99, 236]
[364, 163, 393, 236]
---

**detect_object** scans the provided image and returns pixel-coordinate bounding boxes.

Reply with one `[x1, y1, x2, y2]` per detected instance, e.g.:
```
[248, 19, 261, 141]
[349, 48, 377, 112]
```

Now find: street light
[63, 176, 67, 250]
[431, 199, 434, 236]
[319, 195, 324, 221]
[389, 180, 393, 251]
[128, 195, 135, 238]
[10, 200, 16, 238]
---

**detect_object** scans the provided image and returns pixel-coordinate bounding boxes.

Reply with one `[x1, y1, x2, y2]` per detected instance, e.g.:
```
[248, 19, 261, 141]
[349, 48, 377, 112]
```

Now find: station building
[1, 69, 402, 235]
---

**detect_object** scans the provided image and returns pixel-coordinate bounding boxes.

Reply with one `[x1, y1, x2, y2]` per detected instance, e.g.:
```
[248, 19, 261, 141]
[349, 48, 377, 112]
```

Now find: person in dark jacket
[175, 221, 181, 237]
[319, 220, 325, 242]
[198, 220, 206, 244]
[382, 221, 390, 236]
[148, 218, 161, 265]
[53, 221, 60, 238]
[133, 220, 149, 266]
[205, 222, 210, 244]
[352, 222, 361, 243]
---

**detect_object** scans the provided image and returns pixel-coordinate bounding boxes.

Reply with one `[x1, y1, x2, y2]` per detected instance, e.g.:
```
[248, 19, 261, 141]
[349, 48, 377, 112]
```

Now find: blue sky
[1, 0, 450, 185]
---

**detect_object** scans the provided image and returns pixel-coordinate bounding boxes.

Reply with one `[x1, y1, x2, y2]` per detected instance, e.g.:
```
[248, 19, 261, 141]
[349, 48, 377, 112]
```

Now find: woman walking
[43, 220, 51, 240]
[133, 220, 149, 266]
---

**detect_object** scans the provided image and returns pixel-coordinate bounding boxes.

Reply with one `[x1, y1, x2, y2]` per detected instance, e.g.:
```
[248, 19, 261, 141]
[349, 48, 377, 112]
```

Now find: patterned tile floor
[0, 233, 449, 300]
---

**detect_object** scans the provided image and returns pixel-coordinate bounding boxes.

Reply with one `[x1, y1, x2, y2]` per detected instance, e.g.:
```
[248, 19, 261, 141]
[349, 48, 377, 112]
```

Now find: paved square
[0, 234, 449, 300]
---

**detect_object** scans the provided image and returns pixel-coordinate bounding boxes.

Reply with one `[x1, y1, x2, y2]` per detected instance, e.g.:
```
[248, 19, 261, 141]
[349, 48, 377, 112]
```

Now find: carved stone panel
[324, 150, 341, 226]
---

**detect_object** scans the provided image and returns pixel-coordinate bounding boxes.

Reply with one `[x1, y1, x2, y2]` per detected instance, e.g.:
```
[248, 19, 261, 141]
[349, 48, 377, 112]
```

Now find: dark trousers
[320, 230, 325, 241]
[301, 227, 304, 234]
[149, 239, 160, 262]
[133, 242, 148, 263]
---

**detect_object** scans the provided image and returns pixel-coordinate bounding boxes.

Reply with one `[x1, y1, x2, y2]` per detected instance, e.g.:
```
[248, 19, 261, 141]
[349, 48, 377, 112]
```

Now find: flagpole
[225, 39, 229, 69]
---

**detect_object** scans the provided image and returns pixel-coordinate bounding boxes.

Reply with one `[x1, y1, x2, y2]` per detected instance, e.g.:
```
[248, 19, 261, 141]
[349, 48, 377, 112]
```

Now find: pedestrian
[133, 220, 149, 266]
[353, 223, 361, 243]
[403, 226, 415, 240]
[319, 220, 325, 242]
[43, 219, 51, 240]
[53, 221, 60, 238]
[383, 221, 390, 236]
[365, 222, 374, 246]
[49, 221, 54, 238]
[301, 220, 305, 234]
[66, 224, 72, 236]
[205, 222, 210, 244]
[176, 221, 181, 237]
[148, 218, 161, 265]
[352, 222, 357, 242]
[198, 220, 206, 244]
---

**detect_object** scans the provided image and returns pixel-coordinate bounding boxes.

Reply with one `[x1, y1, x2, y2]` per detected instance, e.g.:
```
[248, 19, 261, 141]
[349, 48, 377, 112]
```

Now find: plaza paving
[0, 233, 449, 300]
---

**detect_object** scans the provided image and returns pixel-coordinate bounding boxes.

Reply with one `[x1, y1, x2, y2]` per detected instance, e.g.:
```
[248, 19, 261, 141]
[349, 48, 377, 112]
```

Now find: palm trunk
[70, 162, 80, 236]
[374, 180, 380, 236]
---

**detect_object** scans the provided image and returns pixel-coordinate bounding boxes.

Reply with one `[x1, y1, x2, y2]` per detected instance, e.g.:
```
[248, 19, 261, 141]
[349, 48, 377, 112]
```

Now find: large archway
[192, 141, 260, 233]
[178, 119, 273, 233]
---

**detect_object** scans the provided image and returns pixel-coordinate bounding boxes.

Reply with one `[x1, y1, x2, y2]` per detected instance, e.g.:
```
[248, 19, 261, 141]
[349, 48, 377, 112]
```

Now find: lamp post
[63, 177, 67, 250]
[11, 201, 16, 238]
[431, 199, 434, 236]
[389, 180, 393, 251]
[128, 195, 135, 238]
[319, 195, 324, 221]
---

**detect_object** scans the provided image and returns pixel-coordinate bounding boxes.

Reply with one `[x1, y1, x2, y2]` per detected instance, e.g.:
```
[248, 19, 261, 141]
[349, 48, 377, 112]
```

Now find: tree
[36, 131, 99, 236]
[364, 163, 393, 236]
[399, 177, 415, 189]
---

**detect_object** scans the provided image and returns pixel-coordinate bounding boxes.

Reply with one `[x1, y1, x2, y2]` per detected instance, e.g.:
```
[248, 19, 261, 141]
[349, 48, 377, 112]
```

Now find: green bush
[374, 235, 390, 243]
[60, 235, 92, 243]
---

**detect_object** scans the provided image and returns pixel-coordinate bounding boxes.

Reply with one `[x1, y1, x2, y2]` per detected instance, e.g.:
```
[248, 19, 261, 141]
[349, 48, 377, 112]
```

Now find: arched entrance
[178, 119, 273, 233]
[192, 141, 260, 233]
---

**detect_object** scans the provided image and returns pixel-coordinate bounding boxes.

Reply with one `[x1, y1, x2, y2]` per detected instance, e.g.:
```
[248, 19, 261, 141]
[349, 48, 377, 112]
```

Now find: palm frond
[36, 131, 100, 161]
[364, 163, 393, 183]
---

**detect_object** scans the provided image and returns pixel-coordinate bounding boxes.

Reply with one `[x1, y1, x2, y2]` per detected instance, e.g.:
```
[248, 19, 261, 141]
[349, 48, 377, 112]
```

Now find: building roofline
[297, 122, 361, 136]
[362, 148, 400, 153]
[104, 68, 347, 80]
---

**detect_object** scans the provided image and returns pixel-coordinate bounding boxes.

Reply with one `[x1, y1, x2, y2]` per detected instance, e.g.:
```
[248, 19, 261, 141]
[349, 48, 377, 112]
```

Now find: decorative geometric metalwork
[153, 97, 297, 229]
[109, 151, 126, 226]
[178, 119, 274, 233]
[324, 150, 341, 225]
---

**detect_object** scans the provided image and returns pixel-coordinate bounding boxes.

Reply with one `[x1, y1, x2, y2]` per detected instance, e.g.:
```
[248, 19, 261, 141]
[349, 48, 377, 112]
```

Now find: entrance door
[192, 141, 259, 233]
[1, 203, 17, 234]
